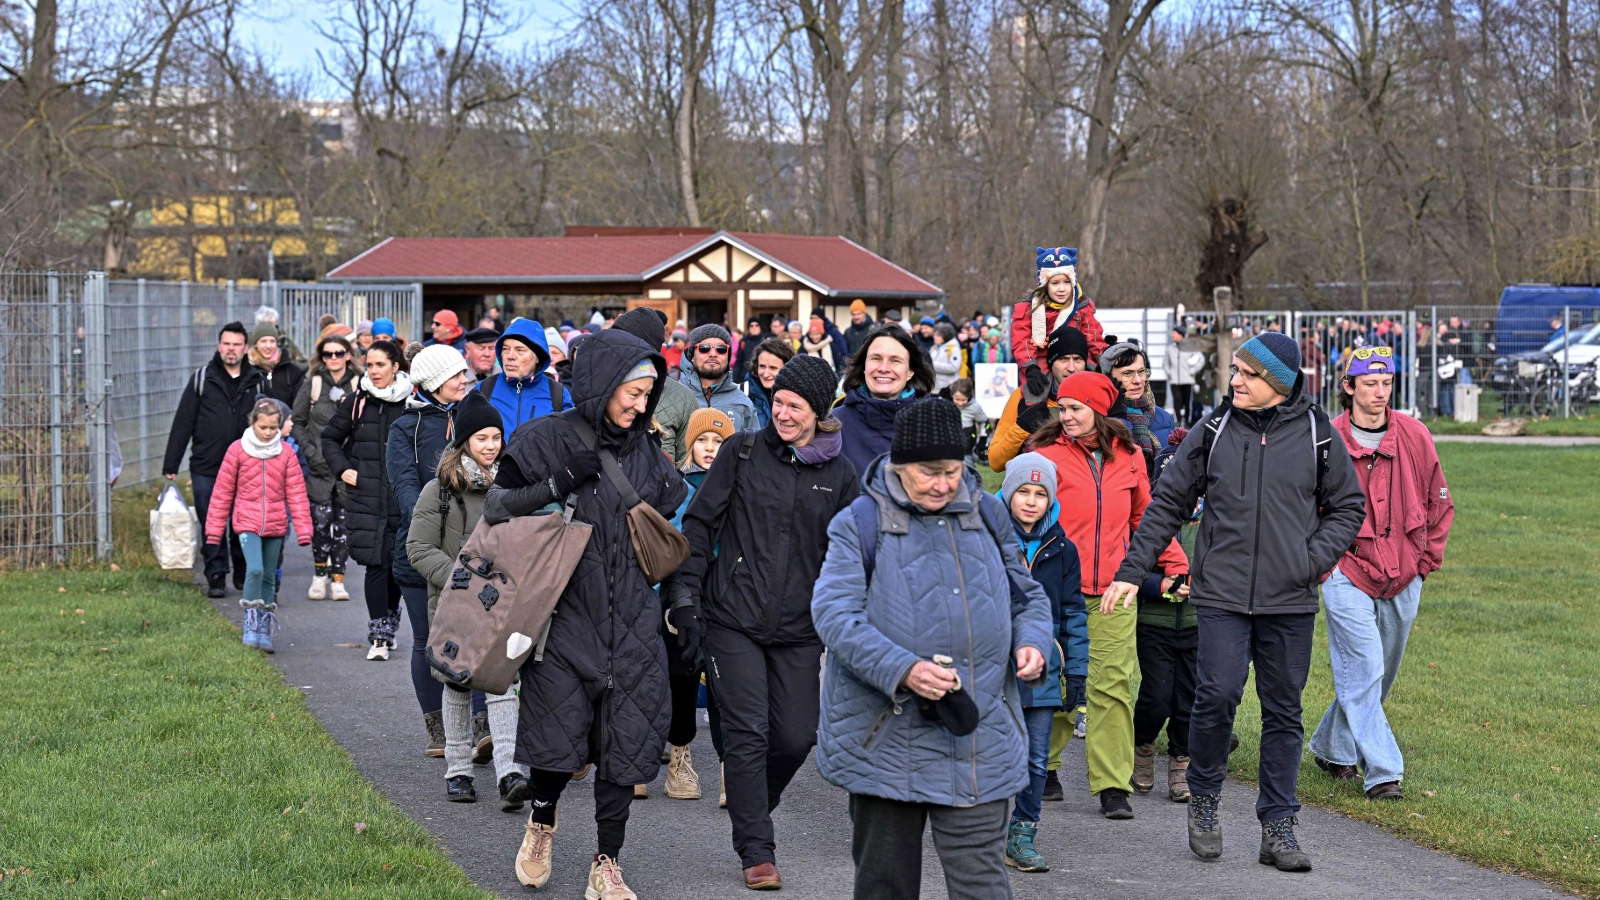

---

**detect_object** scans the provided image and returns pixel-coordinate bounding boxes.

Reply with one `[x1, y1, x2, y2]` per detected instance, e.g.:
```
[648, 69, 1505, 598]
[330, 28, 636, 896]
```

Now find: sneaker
[1074, 707, 1087, 739]
[1188, 793, 1222, 859]
[1168, 755, 1191, 802]
[1099, 788, 1134, 820]
[423, 710, 445, 758]
[447, 775, 476, 803]
[1004, 820, 1049, 872]
[1132, 743, 1156, 793]
[514, 813, 557, 888]
[664, 745, 701, 800]
[1042, 770, 1064, 802]
[1259, 816, 1313, 872]
[366, 640, 389, 661]
[586, 854, 636, 900]
[307, 575, 328, 600]
[499, 772, 530, 812]
[241, 608, 260, 648]
[633, 782, 648, 799]
[329, 577, 350, 601]
[257, 610, 277, 653]
[208, 573, 228, 599]
[718, 763, 727, 808]
[471, 712, 493, 765]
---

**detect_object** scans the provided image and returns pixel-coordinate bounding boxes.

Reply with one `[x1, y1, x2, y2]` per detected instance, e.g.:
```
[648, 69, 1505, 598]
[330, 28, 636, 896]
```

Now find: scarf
[462, 457, 499, 490]
[241, 427, 283, 460]
[361, 371, 413, 404]
[1122, 391, 1156, 459]
[791, 423, 843, 465]
[249, 346, 281, 372]
[803, 334, 834, 364]
[1029, 284, 1080, 350]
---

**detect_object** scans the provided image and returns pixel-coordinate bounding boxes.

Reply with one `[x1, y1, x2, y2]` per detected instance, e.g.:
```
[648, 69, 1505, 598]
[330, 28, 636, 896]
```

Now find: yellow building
[129, 193, 339, 283]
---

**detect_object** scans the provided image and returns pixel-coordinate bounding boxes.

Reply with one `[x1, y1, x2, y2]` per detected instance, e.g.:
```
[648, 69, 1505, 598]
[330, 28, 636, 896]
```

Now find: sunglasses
[1350, 346, 1393, 359]
[696, 343, 729, 355]
[322, 350, 349, 359]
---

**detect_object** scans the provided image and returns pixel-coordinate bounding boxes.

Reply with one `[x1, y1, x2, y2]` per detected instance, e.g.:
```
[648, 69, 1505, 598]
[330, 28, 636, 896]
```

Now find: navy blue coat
[386, 394, 454, 587]
[1008, 502, 1088, 708]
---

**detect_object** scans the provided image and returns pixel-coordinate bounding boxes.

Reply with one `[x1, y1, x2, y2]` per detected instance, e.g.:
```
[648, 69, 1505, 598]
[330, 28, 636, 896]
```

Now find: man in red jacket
[1310, 345, 1454, 802]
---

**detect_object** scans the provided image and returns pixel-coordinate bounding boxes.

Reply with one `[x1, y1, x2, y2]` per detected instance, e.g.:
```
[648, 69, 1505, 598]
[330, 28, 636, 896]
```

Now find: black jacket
[162, 354, 264, 478]
[676, 424, 860, 646]
[386, 395, 455, 588]
[843, 319, 875, 359]
[1115, 384, 1366, 615]
[322, 383, 409, 567]
[256, 359, 304, 407]
[493, 329, 687, 784]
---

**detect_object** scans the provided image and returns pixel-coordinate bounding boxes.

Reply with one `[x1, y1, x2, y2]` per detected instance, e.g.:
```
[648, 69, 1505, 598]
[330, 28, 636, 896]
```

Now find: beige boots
[664, 745, 701, 799]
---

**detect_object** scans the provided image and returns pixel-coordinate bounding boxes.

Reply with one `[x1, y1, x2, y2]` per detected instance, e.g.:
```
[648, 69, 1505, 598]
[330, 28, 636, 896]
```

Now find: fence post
[1563, 304, 1571, 419]
[1406, 309, 1417, 414]
[84, 272, 112, 559]
[226, 279, 236, 327]
[413, 283, 424, 343]
[137, 278, 149, 483]
[1429, 305, 1437, 416]
[180, 281, 191, 369]
[48, 272, 65, 563]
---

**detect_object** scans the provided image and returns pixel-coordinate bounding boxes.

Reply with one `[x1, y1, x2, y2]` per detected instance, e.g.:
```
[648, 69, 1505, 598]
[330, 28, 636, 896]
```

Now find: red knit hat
[1057, 371, 1117, 417]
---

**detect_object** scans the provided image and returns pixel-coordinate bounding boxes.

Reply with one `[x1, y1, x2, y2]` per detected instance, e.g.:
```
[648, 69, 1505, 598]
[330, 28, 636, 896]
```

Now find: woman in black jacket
[321, 339, 410, 659]
[489, 329, 686, 897]
[670, 354, 860, 890]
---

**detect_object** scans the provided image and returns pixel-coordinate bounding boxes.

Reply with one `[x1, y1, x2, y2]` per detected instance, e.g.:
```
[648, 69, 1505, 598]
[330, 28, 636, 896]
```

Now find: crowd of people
[162, 245, 1455, 898]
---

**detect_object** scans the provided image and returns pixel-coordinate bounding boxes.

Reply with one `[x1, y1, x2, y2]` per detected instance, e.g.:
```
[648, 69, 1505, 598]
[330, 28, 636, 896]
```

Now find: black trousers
[848, 794, 1012, 900]
[668, 668, 725, 758]
[1170, 384, 1195, 426]
[527, 768, 633, 859]
[703, 623, 821, 868]
[1188, 606, 1315, 822]
[363, 563, 402, 619]
[1133, 623, 1198, 756]
[190, 473, 245, 579]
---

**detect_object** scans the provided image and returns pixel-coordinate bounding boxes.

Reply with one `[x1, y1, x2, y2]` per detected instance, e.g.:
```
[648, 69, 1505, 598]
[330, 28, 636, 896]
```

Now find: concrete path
[1430, 433, 1600, 446]
[207, 542, 1566, 900]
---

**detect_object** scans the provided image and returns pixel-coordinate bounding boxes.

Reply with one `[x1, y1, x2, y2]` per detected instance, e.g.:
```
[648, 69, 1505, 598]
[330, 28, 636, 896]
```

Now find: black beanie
[890, 397, 966, 464]
[451, 390, 504, 447]
[1047, 323, 1089, 365]
[772, 354, 838, 419]
[613, 308, 667, 348]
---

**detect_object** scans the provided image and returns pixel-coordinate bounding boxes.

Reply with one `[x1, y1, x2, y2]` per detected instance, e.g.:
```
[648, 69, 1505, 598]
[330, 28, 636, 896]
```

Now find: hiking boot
[471, 712, 493, 765]
[1074, 707, 1088, 739]
[1259, 817, 1312, 872]
[1365, 781, 1403, 801]
[1229, 732, 1241, 754]
[241, 608, 260, 648]
[1099, 788, 1134, 819]
[329, 577, 350, 601]
[514, 813, 557, 888]
[1314, 755, 1359, 783]
[1168, 755, 1191, 802]
[633, 782, 648, 799]
[743, 862, 782, 890]
[366, 640, 389, 661]
[1188, 793, 1222, 859]
[665, 745, 701, 800]
[1132, 743, 1157, 793]
[1004, 820, 1049, 872]
[719, 763, 727, 808]
[423, 710, 446, 758]
[1042, 769, 1064, 802]
[586, 854, 636, 900]
[499, 772, 530, 812]
[232, 569, 246, 590]
[208, 573, 227, 599]
[257, 610, 277, 654]
[307, 575, 328, 600]
[447, 775, 476, 803]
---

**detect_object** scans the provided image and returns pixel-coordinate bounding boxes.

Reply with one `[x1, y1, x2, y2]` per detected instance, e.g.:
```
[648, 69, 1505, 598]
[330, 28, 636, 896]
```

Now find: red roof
[327, 231, 942, 298]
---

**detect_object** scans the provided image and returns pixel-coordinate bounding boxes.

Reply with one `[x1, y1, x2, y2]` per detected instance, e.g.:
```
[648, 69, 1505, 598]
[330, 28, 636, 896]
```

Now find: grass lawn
[981, 444, 1600, 896]
[0, 567, 492, 899]
[1425, 412, 1600, 436]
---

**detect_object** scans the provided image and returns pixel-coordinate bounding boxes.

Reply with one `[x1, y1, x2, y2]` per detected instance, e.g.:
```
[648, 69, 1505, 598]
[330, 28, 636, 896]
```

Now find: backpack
[849, 491, 1034, 613]
[1194, 402, 1334, 498]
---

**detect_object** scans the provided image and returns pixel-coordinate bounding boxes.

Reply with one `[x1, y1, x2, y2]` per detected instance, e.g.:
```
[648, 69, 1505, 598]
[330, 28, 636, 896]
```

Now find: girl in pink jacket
[205, 398, 312, 652]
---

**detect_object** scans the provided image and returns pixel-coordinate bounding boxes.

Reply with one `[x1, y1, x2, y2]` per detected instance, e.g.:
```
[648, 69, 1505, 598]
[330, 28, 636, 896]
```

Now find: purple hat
[1344, 344, 1396, 378]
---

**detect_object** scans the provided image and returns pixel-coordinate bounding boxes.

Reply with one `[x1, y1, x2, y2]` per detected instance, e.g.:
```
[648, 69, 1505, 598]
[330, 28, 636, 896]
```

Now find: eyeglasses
[1118, 368, 1152, 379]
[1228, 364, 1261, 382]
[696, 343, 729, 355]
[1350, 346, 1393, 359]
[322, 350, 349, 359]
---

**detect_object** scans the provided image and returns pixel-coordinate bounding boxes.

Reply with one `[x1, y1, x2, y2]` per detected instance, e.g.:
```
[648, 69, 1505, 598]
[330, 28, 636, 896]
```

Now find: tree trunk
[676, 69, 703, 227]
[878, 0, 905, 255]
[1195, 197, 1268, 305]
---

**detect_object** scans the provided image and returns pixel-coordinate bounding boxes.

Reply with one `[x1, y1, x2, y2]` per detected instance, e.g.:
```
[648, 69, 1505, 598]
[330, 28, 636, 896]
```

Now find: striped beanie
[1235, 333, 1300, 397]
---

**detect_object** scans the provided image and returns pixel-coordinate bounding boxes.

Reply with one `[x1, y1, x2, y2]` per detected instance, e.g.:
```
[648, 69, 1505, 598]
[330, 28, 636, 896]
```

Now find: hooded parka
[833, 388, 923, 478]
[321, 377, 411, 567]
[478, 317, 570, 434]
[386, 392, 456, 588]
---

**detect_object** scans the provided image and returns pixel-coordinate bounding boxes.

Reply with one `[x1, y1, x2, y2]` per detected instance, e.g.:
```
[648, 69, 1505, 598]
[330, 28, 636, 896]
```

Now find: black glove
[550, 448, 602, 499]
[1024, 363, 1051, 399]
[668, 605, 703, 669]
[1016, 399, 1054, 434]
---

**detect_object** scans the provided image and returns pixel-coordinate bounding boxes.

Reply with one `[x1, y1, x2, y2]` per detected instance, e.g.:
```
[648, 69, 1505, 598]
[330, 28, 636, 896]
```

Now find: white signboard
[975, 363, 1017, 421]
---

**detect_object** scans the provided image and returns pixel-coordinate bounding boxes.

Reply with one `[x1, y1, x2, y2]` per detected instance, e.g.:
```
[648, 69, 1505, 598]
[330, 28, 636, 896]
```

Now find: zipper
[1246, 429, 1268, 612]
[945, 518, 980, 801]
[862, 702, 897, 748]
[1079, 446, 1103, 590]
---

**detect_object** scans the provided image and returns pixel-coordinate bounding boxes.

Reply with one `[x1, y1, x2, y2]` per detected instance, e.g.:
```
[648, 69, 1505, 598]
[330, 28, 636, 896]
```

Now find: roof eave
[333, 274, 646, 285]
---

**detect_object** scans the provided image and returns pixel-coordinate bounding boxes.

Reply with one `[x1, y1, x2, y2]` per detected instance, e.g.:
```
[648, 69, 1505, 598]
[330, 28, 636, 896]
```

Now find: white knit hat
[410, 344, 469, 393]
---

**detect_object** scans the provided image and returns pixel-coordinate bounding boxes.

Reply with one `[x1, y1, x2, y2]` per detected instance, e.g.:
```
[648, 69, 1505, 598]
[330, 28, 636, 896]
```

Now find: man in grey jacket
[1102, 332, 1366, 872]
[678, 323, 759, 432]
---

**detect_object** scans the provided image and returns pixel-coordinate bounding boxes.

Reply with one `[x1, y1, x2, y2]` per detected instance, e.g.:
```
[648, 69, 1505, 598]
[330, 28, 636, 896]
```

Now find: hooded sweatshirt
[478, 317, 570, 435]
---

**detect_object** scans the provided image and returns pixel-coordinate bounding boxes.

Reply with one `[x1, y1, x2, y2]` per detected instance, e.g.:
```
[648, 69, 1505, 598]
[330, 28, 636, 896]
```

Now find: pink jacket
[204, 440, 313, 545]
[1329, 411, 1453, 599]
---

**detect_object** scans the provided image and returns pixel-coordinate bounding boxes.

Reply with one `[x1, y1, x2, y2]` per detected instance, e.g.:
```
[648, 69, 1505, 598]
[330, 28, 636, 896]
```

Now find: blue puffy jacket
[811, 457, 1054, 807]
[386, 392, 454, 588]
[480, 317, 570, 434]
[1007, 500, 1087, 709]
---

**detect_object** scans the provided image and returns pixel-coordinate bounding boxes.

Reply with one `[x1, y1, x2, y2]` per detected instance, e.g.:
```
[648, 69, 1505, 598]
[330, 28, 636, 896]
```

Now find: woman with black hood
[486, 329, 687, 899]
[833, 326, 935, 477]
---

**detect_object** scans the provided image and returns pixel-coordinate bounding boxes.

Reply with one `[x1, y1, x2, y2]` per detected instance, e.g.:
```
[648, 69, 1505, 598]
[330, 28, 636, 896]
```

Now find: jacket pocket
[862, 702, 896, 749]
[1004, 699, 1025, 738]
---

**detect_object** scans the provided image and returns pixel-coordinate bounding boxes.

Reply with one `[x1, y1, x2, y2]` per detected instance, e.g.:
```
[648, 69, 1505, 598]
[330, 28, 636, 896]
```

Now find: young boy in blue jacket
[998, 452, 1087, 873]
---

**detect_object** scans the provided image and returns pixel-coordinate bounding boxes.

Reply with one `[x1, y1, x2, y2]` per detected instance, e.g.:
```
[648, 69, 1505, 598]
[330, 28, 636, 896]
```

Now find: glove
[1024, 364, 1051, 399]
[550, 448, 602, 499]
[1016, 400, 1054, 434]
[667, 605, 703, 669]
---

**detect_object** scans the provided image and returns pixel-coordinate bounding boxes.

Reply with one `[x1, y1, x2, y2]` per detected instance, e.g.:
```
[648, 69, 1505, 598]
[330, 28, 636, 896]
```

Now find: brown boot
[1132, 743, 1156, 793]
[1168, 755, 1191, 802]
[664, 745, 701, 800]
[423, 710, 445, 758]
[743, 862, 783, 890]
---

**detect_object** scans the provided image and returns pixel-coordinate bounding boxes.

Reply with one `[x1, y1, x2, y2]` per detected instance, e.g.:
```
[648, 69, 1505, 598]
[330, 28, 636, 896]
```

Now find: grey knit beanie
[1000, 452, 1058, 508]
[687, 323, 732, 349]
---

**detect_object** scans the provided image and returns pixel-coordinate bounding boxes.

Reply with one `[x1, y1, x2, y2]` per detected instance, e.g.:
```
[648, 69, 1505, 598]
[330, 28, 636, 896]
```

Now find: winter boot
[423, 710, 446, 758]
[1099, 787, 1134, 819]
[515, 813, 557, 888]
[257, 609, 278, 654]
[471, 712, 493, 765]
[446, 774, 476, 803]
[329, 575, 349, 601]
[1168, 755, 1191, 802]
[307, 575, 328, 600]
[208, 573, 228, 599]
[1042, 769, 1064, 802]
[1188, 793, 1222, 860]
[499, 772, 530, 812]
[1004, 820, 1049, 872]
[664, 745, 701, 800]
[1132, 743, 1157, 793]
[241, 608, 260, 649]
[587, 854, 637, 900]
[1259, 817, 1313, 872]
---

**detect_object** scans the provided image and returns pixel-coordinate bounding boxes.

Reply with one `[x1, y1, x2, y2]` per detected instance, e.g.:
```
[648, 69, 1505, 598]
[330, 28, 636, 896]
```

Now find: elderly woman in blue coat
[811, 398, 1053, 900]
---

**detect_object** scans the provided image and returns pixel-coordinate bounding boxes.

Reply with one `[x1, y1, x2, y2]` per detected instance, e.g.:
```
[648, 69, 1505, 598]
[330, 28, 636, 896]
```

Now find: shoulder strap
[1309, 405, 1332, 499]
[437, 485, 453, 544]
[1200, 406, 1231, 483]
[193, 366, 207, 398]
[739, 429, 757, 461]
[479, 376, 496, 401]
[311, 375, 323, 404]
[850, 495, 879, 584]
[564, 409, 642, 508]
[546, 371, 562, 409]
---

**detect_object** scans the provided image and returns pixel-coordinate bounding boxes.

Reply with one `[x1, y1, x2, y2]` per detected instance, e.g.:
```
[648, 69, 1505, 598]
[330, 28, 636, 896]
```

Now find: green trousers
[1084, 595, 1137, 795]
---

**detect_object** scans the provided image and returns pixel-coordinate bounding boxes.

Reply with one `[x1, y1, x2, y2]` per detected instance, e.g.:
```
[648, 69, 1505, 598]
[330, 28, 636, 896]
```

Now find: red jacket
[204, 440, 313, 545]
[1009, 298, 1107, 369]
[1329, 411, 1453, 599]
[1036, 435, 1187, 596]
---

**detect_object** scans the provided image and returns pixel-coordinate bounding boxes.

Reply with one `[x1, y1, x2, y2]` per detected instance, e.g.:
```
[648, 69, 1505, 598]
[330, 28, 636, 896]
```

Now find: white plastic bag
[150, 484, 200, 570]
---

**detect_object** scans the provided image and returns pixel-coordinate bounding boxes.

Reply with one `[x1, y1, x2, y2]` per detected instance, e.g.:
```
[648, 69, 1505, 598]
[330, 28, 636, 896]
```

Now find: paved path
[207, 542, 1565, 900]
[1430, 433, 1600, 445]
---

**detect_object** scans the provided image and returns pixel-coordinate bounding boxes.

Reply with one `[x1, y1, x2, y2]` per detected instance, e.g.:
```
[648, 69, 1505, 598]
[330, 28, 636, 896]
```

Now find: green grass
[1424, 412, 1600, 436]
[0, 568, 492, 899]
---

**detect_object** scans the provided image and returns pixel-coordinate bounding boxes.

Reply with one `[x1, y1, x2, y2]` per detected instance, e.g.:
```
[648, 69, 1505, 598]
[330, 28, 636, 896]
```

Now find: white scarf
[241, 427, 283, 460]
[1031, 288, 1079, 350]
[361, 370, 414, 404]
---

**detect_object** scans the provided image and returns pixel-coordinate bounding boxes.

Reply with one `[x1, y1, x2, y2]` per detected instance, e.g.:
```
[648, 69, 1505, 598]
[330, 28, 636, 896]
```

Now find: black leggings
[527, 768, 633, 859]
[363, 563, 402, 619]
[668, 668, 725, 758]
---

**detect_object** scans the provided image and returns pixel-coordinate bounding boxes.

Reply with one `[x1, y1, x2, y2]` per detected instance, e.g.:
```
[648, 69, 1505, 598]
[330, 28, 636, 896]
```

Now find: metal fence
[1417, 304, 1600, 419]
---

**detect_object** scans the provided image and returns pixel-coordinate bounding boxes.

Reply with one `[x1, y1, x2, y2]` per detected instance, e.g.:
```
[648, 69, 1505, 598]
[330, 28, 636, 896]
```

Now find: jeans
[849, 794, 1012, 900]
[1012, 707, 1056, 823]
[190, 473, 245, 579]
[1188, 606, 1315, 822]
[400, 583, 443, 715]
[1310, 567, 1422, 790]
[1085, 596, 1137, 794]
[237, 533, 283, 608]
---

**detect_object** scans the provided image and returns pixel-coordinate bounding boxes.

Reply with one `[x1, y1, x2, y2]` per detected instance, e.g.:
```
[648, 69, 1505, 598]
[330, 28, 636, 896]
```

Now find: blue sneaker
[258, 610, 277, 654]
[241, 608, 260, 649]
[1005, 820, 1049, 872]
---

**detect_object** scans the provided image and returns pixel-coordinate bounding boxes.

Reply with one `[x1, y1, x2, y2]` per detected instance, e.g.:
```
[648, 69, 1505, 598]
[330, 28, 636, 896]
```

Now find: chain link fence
[1418, 305, 1600, 419]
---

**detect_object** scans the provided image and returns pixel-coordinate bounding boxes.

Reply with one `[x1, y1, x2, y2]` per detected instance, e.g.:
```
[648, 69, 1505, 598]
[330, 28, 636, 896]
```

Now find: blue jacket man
[477, 317, 570, 435]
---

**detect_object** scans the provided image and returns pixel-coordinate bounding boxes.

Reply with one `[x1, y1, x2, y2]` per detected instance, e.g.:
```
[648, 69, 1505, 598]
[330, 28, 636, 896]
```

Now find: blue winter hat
[1236, 332, 1301, 397]
[1035, 247, 1078, 284]
[919, 316, 936, 327]
[371, 317, 397, 337]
